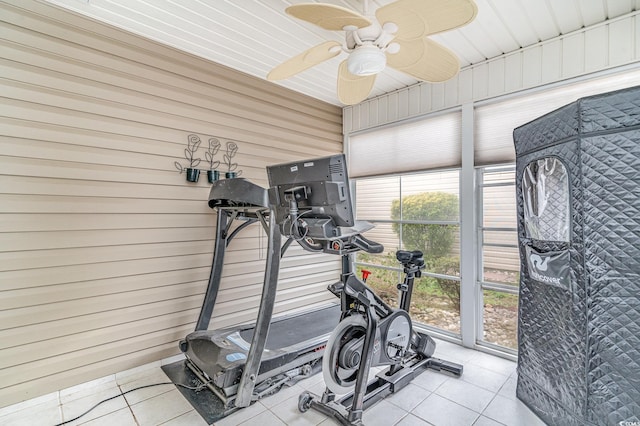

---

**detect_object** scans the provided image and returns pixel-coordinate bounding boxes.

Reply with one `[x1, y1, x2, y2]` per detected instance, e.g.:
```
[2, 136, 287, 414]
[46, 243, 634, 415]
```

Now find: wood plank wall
[0, 0, 342, 407]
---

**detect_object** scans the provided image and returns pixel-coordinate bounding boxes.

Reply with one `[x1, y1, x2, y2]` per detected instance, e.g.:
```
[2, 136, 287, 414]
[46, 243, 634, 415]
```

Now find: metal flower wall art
[174, 134, 243, 183]
[223, 141, 242, 178]
[174, 134, 203, 182]
[205, 138, 221, 183]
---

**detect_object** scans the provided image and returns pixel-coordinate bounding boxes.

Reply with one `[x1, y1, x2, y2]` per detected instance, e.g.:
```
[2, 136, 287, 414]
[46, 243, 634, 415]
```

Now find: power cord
[53, 381, 209, 426]
[287, 209, 315, 242]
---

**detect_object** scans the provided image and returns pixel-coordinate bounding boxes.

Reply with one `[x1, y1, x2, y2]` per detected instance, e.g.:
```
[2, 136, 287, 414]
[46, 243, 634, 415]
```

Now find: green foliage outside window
[390, 192, 459, 256]
[391, 192, 461, 310]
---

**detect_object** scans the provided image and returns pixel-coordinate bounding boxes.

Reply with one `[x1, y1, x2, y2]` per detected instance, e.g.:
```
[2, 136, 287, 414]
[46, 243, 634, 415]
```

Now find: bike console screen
[267, 154, 355, 239]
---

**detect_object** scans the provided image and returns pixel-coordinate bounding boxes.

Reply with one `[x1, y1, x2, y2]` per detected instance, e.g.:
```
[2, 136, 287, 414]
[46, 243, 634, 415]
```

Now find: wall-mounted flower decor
[174, 134, 203, 182]
[205, 138, 221, 183]
[223, 141, 243, 178]
[173, 134, 243, 183]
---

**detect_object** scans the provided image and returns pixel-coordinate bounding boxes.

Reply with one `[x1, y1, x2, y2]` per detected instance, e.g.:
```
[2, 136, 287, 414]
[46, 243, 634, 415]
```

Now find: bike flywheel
[322, 314, 367, 394]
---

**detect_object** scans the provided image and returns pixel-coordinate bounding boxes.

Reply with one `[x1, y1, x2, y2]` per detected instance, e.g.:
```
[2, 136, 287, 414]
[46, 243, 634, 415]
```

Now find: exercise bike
[265, 154, 464, 425]
[297, 250, 463, 425]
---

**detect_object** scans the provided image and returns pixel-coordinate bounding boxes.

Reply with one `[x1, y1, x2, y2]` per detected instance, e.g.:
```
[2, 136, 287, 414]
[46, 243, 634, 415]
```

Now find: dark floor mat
[240, 304, 340, 350]
[162, 360, 237, 425]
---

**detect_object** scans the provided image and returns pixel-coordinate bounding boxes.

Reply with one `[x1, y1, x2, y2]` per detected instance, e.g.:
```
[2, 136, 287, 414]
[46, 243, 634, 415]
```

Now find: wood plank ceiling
[45, 0, 640, 106]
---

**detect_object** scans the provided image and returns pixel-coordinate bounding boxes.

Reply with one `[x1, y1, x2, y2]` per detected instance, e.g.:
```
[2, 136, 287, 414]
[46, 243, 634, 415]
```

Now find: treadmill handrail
[235, 210, 282, 407]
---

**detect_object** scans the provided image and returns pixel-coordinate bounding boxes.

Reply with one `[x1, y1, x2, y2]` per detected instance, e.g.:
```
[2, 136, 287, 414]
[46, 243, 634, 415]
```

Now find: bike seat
[396, 250, 424, 266]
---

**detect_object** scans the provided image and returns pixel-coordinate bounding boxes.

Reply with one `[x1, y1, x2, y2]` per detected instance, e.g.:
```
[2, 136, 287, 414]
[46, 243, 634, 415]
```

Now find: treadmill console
[207, 178, 269, 210]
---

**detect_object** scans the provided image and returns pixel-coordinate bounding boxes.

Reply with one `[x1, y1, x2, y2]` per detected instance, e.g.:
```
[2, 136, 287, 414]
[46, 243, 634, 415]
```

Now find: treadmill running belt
[240, 304, 340, 350]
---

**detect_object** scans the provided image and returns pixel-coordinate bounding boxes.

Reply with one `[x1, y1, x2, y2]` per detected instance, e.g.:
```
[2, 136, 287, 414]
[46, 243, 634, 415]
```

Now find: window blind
[474, 68, 640, 166]
[348, 111, 462, 177]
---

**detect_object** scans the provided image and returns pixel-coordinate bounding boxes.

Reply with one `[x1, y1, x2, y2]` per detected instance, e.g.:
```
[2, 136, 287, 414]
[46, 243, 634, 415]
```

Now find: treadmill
[177, 177, 341, 417]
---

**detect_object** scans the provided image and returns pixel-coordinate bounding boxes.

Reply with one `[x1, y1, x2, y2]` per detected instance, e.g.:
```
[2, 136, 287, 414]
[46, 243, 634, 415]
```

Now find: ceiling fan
[267, 0, 478, 105]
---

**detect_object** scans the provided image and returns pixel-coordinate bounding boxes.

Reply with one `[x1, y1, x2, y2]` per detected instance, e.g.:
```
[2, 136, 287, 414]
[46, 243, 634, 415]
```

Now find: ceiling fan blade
[286, 3, 371, 31]
[337, 60, 376, 105]
[376, 0, 477, 40]
[386, 38, 459, 82]
[267, 41, 341, 81]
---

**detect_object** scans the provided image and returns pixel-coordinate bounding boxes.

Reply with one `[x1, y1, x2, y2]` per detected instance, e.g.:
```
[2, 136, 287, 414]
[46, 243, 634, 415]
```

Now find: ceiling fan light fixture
[347, 45, 386, 76]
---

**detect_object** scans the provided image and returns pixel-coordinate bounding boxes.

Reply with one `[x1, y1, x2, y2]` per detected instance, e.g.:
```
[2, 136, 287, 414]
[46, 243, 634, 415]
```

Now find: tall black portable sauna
[513, 86, 640, 426]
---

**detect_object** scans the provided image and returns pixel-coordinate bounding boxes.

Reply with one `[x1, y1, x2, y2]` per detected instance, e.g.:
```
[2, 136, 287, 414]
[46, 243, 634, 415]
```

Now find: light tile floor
[0, 340, 547, 426]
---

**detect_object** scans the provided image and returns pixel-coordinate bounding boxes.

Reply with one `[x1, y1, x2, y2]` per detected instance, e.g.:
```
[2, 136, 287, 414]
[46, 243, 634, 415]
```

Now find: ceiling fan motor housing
[347, 45, 387, 76]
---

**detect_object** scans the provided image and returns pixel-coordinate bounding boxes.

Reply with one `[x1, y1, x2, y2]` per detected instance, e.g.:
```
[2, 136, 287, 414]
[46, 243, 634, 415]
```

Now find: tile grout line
[58, 391, 64, 425]
[120, 383, 141, 426]
[424, 391, 486, 425]
[477, 390, 508, 426]
[413, 374, 512, 426]
[393, 410, 438, 426]
[156, 410, 196, 426]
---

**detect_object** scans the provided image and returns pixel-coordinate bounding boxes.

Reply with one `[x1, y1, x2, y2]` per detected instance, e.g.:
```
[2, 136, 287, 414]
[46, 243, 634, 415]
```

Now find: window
[522, 158, 572, 292]
[354, 170, 461, 335]
[477, 166, 519, 351]
[523, 158, 570, 242]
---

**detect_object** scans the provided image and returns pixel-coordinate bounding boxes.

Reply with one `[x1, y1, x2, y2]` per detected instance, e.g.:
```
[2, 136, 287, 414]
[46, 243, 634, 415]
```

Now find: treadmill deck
[240, 304, 341, 350]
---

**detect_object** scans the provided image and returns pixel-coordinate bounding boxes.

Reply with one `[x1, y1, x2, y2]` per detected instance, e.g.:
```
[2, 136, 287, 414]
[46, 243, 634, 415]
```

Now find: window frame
[475, 165, 519, 355]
